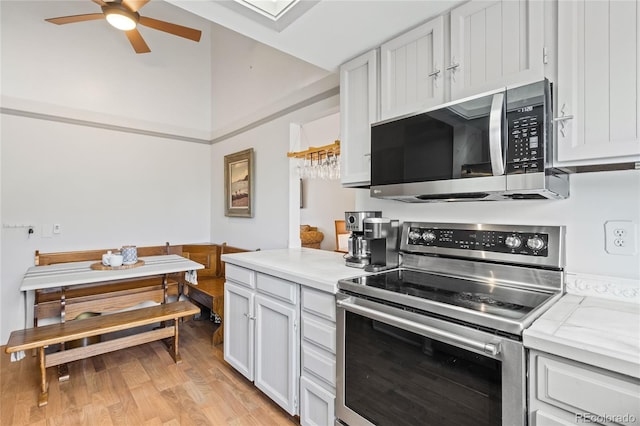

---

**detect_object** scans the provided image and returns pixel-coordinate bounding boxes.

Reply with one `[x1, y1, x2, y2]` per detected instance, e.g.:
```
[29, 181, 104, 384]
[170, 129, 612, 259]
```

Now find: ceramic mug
[102, 251, 112, 266]
[109, 254, 124, 267]
[121, 245, 137, 265]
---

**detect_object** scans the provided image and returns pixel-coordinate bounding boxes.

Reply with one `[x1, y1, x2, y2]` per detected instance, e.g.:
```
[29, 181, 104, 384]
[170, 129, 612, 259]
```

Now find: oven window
[345, 312, 502, 426]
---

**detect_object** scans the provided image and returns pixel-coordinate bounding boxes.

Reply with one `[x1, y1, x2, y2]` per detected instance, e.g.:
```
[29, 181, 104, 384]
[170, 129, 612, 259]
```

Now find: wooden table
[22, 254, 204, 323]
[20, 254, 205, 381]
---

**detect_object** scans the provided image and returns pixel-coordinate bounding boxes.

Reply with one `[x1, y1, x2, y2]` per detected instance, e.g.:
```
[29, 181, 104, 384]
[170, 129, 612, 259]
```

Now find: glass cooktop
[339, 268, 558, 333]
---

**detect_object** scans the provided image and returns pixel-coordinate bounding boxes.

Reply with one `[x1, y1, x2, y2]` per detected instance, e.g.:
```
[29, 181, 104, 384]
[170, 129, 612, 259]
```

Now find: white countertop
[524, 294, 640, 379]
[221, 248, 368, 294]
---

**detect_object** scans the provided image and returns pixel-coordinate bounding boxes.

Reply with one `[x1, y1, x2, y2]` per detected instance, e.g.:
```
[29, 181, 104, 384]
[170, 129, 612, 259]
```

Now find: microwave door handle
[489, 92, 505, 176]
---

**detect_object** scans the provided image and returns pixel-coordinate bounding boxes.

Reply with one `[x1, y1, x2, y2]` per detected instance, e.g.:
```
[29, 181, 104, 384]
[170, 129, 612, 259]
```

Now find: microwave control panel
[406, 227, 549, 257]
[506, 104, 545, 174]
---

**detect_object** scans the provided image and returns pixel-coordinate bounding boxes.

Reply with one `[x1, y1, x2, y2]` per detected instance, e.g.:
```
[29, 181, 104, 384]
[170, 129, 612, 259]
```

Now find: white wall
[1, 1, 213, 139]
[0, 1, 217, 343]
[355, 169, 640, 280]
[210, 95, 340, 250]
[0, 114, 212, 343]
[210, 22, 330, 133]
[299, 113, 356, 251]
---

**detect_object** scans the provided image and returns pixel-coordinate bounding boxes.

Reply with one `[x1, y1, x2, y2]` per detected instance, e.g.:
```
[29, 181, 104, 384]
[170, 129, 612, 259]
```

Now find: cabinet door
[380, 16, 445, 120]
[450, 0, 544, 100]
[340, 50, 378, 187]
[556, 0, 640, 164]
[223, 281, 254, 381]
[300, 375, 335, 426]
[254, 294, 299, 415]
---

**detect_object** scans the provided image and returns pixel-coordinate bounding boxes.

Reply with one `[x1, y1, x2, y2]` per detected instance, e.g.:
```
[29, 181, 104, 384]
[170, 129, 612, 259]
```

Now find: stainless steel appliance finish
[369, 80, 569, 202]
[336, 222, 565, 426]
[363, 217, 399, 272]
[344, 211, 382, 268]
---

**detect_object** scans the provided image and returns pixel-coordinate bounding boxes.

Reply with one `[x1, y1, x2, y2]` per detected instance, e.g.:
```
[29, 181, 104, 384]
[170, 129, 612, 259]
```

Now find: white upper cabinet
[379, 0, 545, 121]
[450, 0, 545, 100]
[380, 16, 445, 120]
[340, 50, 378, 187]
[556, 0, 640, 165]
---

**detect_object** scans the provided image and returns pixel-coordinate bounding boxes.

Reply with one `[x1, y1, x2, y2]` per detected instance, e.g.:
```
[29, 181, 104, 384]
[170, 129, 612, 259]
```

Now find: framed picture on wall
[224, 148, 254, 217]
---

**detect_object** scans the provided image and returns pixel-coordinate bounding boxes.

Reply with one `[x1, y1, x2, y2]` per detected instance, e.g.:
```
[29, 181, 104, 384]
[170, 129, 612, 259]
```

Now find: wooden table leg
[58, 287, 70, 382]
[38, 347, 49, 407]
[172, 318, 182, 364]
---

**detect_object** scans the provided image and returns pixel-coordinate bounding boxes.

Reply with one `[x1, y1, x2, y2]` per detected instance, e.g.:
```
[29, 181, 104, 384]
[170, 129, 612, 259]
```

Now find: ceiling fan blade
[125, 29, 151, 53]
[91, 0, 108, 7]
[122, 0, 150, 13]
[45, 13, 105, 25]
[138, 16, 202, 42]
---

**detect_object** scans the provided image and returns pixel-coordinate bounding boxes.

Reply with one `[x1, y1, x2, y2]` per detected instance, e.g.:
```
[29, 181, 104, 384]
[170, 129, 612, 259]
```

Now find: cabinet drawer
[301, 287, 335, 322]
[225, 264, 255, 288]
[535, 353, 640, 423]
[302, 313, 336, 354]
[302, 345, 336, 389]
[256, 274, 297, 304]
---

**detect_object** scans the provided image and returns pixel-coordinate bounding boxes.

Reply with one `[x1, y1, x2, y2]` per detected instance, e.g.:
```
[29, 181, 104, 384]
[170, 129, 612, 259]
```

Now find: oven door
[336, 293, 526, 426]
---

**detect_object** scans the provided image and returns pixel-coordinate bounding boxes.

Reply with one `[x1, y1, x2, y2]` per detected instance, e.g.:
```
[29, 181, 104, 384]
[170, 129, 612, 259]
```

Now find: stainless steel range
[336, 222, 565, 426]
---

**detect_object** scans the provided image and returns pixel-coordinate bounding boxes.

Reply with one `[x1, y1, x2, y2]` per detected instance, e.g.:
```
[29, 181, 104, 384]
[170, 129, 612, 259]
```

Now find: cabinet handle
[553, 103, 574, 138]
[363, 153, 371, 157]
[243, 313, 255, 321]
[428, 67, 441, 88]
[446, 58, 460, 83]
[552, 116, 574, 122]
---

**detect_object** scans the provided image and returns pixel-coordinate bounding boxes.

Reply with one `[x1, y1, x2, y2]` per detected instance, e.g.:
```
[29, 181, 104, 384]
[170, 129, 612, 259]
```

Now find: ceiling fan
[45, 0, 202, 54]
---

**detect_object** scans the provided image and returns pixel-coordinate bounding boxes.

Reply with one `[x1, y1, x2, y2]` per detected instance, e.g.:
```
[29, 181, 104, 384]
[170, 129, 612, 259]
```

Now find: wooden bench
[4, 301, 200, 407]
[181, 243, 252, 345]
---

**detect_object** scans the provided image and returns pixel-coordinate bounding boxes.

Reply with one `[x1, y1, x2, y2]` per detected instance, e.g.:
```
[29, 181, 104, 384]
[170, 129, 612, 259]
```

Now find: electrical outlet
[605, 221, 637, 255]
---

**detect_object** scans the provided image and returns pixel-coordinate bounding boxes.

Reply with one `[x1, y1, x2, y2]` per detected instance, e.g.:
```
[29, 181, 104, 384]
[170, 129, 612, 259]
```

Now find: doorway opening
[288, 112, 355, 251]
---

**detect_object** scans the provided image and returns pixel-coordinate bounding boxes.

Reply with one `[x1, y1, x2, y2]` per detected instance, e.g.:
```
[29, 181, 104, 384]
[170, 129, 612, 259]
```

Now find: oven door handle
[337, 298, 501, 356]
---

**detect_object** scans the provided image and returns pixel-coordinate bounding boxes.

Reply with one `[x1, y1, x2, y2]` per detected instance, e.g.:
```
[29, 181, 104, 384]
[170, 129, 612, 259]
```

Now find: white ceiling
[166, 0, 466, 71]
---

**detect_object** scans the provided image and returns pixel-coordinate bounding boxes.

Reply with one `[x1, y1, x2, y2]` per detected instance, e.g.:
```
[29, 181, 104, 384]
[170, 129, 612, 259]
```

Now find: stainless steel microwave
[370, 80, 569, 202]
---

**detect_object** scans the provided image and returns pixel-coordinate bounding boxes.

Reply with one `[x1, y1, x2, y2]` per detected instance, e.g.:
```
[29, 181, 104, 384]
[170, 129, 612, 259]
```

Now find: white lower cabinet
[224, 280, 255, 380]
[529, 350, 640, 425]
[300, 375, 335, 426]
[224, 266, 300, 416]
[300, 287, 337, 426]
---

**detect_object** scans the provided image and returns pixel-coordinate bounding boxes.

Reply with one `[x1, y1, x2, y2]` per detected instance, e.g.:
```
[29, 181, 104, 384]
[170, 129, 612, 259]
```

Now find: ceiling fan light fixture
[104, 5, 139, 31]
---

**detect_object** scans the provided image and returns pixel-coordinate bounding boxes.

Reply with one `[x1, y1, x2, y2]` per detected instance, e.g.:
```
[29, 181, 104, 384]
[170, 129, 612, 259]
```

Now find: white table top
[20, 254, 204, 292]
[221, 248, 369, 294]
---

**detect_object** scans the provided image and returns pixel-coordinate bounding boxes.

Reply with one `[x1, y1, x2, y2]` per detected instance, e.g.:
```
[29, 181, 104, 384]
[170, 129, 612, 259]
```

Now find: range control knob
[527, 237, 545, 251]
[422, 231, 437, 243]
[408, 230, 422, 241]
[505, 235, 522, 249]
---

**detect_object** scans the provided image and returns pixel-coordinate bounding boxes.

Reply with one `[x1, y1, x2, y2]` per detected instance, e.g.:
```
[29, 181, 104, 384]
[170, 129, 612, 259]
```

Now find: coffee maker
[363, 217, 400, 272]
[344, 211, 382, 268]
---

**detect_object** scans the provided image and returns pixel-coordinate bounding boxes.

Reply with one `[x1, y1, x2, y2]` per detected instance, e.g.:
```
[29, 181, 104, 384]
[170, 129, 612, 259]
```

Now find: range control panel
[406, 227, 549, 257]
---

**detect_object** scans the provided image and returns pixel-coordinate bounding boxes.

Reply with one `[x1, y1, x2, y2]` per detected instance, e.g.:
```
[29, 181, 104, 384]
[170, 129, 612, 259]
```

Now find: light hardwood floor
[1, 319, 300, 426]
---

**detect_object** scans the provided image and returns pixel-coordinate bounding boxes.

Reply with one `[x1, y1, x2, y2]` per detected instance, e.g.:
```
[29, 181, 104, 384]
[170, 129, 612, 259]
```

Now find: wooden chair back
[35, 242, 175, 266]
[220, 242, 255, 276]
[181, 244, 222, 278]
